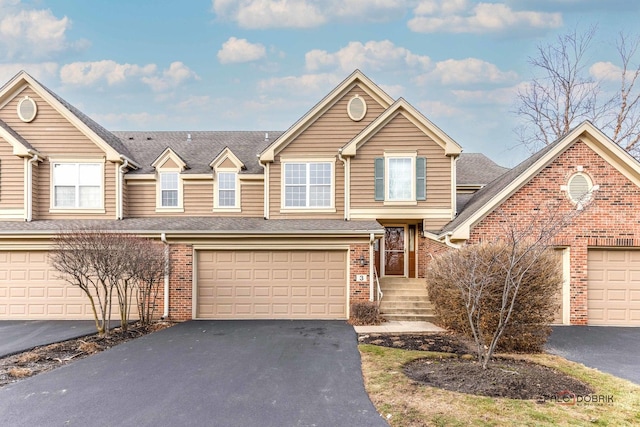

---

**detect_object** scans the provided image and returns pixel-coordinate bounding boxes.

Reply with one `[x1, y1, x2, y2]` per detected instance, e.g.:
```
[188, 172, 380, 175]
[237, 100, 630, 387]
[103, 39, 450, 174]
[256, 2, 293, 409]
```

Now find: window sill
[49, 208, 106, 214]
[155, 207, 185, 213]
[280, 208, 337, 214]
[383, 200, 418, 206]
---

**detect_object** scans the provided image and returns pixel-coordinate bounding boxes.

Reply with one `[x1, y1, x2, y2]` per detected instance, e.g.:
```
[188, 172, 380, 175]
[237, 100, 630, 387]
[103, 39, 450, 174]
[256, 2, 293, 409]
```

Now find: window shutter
[416, 157, 426, 201]
[374, 158, 384, 201]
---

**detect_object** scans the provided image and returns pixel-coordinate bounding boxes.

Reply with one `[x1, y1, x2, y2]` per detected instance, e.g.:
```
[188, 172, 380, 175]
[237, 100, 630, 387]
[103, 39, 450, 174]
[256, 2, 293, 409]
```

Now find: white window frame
[384, 152, 417, 206]
[156, 170, 184, 212]
[214, 170, 240, 212]
[50, 160, 105, 213]
[281, 159, 335, 212]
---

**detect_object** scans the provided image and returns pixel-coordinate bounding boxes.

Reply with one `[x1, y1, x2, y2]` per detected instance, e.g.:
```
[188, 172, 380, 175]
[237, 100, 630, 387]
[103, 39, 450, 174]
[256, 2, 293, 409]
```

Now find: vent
[347, 95, 367, 121]
[568, 173, 591, 204]
[17, 96, 37, 123]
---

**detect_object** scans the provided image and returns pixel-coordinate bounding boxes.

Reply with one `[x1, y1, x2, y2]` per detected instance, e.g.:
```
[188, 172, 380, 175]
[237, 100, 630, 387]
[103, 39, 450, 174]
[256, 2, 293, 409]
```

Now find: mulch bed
[359, 333, 594, 400]
[0, 321, 174, 388]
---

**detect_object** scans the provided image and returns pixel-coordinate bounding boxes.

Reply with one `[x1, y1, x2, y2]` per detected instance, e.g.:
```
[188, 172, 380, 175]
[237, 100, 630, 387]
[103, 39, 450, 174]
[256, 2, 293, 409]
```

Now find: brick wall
[167, 243, 193, 321]
[349, 243, 371, 303]
[468, 140, 640, 324]
[417, 231, 451, 278]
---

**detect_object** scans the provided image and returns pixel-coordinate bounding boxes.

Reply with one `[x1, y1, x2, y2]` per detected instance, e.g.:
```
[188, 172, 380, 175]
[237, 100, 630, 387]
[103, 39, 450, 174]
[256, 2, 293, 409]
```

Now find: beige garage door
[196, 250, 347, 319]
[0, 251, 95, 320]
[588, 249, 640, 326]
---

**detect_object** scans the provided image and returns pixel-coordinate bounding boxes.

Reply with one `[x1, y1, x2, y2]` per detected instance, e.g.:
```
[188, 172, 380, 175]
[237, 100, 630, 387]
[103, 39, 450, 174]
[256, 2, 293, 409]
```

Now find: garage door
[0, 251, 95, 320]
[196, 250, 347, 319]
[588, 249, 640, 326]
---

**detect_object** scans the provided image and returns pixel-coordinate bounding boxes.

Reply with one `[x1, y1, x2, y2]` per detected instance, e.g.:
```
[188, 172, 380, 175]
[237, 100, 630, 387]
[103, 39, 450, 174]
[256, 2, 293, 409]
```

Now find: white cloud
[0, 62, 58, 82]
[590, 61, 621, 82]
[306, 40, 431, 73]
[60, 60, 199, 92]
[91, 112, 170, 128]
[60, 60, 156, 86]
[141, 62, 199, 92]
[417, 100, 461, 118]
[0, 2, 86, 59]
[212, 0, 409, 29]
[258, 73, 342, 96]
[217, 37, 266, 64]
[417, 58, 518, 85]
[408, 0, 563, 34]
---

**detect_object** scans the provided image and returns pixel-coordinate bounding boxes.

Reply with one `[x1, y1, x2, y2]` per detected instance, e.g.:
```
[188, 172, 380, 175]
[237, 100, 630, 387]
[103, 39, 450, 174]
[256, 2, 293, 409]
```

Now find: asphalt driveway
[0, 320, 388, 427]
[0, 320, 98, 358]
[546, 326, 640, 385]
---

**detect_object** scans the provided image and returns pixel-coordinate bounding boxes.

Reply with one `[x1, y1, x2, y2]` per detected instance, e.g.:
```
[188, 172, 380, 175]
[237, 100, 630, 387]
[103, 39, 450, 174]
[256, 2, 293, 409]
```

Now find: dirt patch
[0, 321, 174, 388]
[360, 333, 594, 401]
[358, 333, 473, 355]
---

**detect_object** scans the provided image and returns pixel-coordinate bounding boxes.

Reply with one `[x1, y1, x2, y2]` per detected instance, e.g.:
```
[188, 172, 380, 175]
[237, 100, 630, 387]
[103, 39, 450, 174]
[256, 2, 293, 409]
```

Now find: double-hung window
[217, 172, 237, 208]
[374, 154, 426, 204]
[53, 163, 102, 209]
[284, 162, 332, 208]
[160, 172, 179, 208]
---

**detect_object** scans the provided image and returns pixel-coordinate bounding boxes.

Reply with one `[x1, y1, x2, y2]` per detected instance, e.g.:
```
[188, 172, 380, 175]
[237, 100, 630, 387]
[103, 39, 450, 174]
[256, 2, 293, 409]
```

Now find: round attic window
[17, 96, 37, 123]
[567, 172, 592, 204]
[347, 95, 367, 121]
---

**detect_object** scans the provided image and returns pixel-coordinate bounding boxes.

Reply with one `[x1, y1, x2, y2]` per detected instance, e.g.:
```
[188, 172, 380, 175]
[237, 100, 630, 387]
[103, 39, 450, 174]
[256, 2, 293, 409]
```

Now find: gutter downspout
[117, 158, 129, 220]
[444, 232, 462, 249]
[26, 154, 39, 222]
[258, 157, 270, 219]
[369, 232, 375, 301]
[337, 149, 349, 220]
[160, 233, 170, 319]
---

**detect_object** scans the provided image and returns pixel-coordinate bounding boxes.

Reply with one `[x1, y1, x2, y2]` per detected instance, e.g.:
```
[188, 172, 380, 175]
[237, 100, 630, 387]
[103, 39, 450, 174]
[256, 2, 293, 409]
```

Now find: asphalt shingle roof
[114, 131, 283, 175]
[0, 118, 35, 152]
[456, 153, 508, 186]
[0, 217, 383, 234]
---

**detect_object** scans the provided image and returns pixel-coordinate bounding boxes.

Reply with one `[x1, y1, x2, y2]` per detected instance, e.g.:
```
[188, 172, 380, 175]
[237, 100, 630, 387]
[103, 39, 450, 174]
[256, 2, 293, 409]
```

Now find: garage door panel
[197, 250, 347, 319]
[588, 249, 640, 326]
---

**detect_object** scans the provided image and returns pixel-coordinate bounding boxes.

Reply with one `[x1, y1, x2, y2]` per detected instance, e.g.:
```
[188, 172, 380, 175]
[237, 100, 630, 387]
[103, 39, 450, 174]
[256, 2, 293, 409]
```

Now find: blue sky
[1, 0, 639, 167]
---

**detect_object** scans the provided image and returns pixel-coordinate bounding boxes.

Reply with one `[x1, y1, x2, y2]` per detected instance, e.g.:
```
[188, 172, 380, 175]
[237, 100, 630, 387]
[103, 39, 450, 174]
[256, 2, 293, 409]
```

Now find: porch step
[378, 277, 437, 323]
[380, 306, 435, 315]
[380, 300, 434, 310]
[382, 314, 439, 322]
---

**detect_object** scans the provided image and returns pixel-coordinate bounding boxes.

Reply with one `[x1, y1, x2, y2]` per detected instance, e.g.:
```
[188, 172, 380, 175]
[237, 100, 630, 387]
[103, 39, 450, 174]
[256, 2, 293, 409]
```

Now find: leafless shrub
[349, 301, 383, 326]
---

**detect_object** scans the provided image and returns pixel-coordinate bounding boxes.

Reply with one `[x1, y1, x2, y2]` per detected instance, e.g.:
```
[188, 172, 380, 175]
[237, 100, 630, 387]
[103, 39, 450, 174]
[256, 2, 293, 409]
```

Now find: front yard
[360, 343, 640, 426]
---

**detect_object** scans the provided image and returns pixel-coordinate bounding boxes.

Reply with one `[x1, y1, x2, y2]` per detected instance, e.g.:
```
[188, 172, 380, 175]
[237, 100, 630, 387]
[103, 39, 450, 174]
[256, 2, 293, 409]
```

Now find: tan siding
[160, 157, 179, 169]
[350, 113, 453, 210]
[0, 138, 24, 209]
[218, 158, 236, 169]
[240, 181, 264, 217]
[184, 181, 213, 215]
[269, 85, 383, 218]
[127, 181, 156, 217]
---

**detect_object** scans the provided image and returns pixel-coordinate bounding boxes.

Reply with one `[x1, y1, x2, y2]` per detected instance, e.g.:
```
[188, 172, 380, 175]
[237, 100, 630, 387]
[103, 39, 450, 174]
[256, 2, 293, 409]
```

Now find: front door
[384, 227, 405, 276]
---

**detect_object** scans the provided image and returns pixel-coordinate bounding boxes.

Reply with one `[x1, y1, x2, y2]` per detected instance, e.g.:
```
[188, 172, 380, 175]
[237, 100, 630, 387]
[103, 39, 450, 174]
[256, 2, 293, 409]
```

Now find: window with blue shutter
[374, 157, 384, 201]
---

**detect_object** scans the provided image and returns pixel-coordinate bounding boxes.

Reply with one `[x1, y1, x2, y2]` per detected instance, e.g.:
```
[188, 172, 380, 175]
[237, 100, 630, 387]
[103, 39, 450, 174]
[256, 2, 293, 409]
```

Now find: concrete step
[380, 302, 435, 311]
[380, 289, 429, 297]
[381, 306, 435, 314]
[380, 294, 431, 302]
[382, 313, 439, 322]
[379, 277, 426, 285]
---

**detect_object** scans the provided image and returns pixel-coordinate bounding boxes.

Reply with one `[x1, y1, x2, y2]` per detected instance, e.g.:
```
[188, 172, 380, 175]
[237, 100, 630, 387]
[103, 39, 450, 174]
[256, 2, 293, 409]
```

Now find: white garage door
[0, 251, 95, 320]
[196, 250, 348, 319]
[588, 249, 640, 326]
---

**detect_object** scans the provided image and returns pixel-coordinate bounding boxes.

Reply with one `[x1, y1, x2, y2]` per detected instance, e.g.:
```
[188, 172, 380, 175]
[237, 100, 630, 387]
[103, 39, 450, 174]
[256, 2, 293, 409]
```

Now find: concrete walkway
[354, 321, 444, 334]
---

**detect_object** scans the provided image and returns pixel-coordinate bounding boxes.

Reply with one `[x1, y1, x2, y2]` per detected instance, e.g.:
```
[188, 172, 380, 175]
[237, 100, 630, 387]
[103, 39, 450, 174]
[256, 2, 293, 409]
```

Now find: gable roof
[0, 71, 136, 164]
[151, 148, 188, 171]
[456, 153, 508, 187]
[259, 70, 394, 162]
[441, 121, 640, 240]
[341, 97, 462, 157]
[115, 131, 282, 175]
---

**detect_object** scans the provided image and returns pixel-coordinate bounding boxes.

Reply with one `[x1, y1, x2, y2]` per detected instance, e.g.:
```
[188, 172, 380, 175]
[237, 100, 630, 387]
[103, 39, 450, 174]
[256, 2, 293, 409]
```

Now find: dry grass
[77, 341, 102, 354]
[8, 367, 33, 378]
[360, 344, 640, 426]
[15, 352, 41, 365]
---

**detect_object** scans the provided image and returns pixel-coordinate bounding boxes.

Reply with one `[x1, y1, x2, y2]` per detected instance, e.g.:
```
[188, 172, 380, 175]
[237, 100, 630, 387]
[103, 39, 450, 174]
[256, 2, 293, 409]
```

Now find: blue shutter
[416, 157, 426, 201]
[374, 158, 384, 201]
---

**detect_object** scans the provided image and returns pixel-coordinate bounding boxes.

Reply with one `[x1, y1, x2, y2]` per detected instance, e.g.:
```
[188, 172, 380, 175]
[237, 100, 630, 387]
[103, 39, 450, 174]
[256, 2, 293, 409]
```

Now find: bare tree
[130, 238, 165, 326]
[515, 27, 640, 156]
[427, 200, 587, 369]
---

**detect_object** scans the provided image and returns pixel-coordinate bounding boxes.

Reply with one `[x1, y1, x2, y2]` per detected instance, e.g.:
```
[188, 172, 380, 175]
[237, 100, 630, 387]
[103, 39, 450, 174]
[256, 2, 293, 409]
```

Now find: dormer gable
[151, 148, 187, 172]
[259, 70, 394, 163]
[341, 98, 462, 157]
[210, 147, 245, 172]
